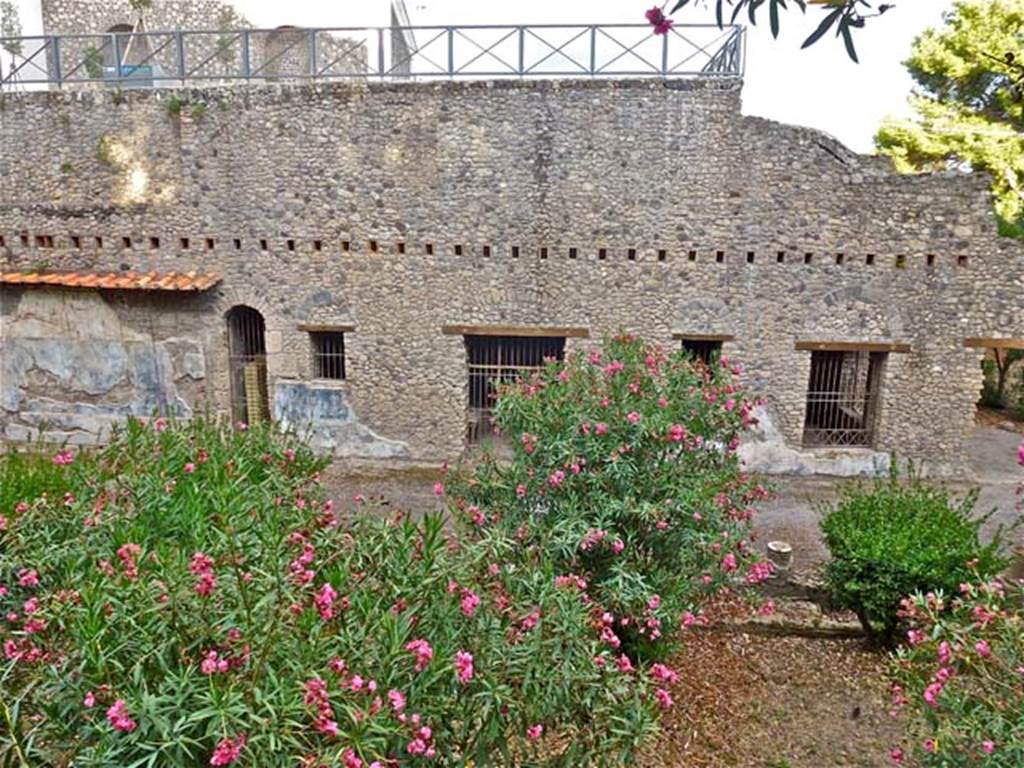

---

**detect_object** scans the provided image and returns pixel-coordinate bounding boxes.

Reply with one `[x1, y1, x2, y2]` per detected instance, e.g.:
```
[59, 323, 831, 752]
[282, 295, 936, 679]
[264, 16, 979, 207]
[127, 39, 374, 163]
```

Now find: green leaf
[801, 6, 843, 50]
[840, 20, 859, 63]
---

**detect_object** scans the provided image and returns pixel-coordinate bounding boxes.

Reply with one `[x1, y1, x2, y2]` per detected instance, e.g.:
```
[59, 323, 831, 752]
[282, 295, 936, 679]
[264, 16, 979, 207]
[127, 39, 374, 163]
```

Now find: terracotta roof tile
[1, 269, 221, 293]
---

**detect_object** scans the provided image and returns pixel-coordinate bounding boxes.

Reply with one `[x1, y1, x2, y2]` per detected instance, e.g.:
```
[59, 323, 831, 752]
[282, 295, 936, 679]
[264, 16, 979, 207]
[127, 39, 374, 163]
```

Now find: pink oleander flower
[460, 589, 481, 617]
[548, 470, 566, 487]
[923, 739, 937, 754]
[611, 538, 625, 554]
[106, 699, 137, 732]
[516, 484, 527, 498]
[17, 569, 39, 588]
[455, 650, 474, 684]
[341, 748, 362, 768]
[975, 639, 991, 658]
[616, 654, 635, 674]
[153, 416, 168, 431]
[526, 724, 544, 741]
[650, 663, 679, 684]
[890, 747, 904, 764]
[209, 734, 246, 766]
[937, 640, 952, 664]
[982, 740, 995, 755]
[314, 582, 338, 621]
[433, 482, 445, 496]
[406, 639, 434, 672]
[721, 552, 738, 572]
[83, 691, 96, 708]
[595, 422, 608, 435]
[626, 411, 641, 424]
[52, 449, 74, 466]
[387, 689, 406, 713]
[201, 650, 229, 675]
[655, 688, 674, 709]
[645, 7, 674, 35]
[184, 462, 196, 474]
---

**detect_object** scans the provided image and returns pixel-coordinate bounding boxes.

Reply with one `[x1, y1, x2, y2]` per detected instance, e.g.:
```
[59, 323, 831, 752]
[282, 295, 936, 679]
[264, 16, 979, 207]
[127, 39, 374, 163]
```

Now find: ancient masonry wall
[1, 79, 1022, 474]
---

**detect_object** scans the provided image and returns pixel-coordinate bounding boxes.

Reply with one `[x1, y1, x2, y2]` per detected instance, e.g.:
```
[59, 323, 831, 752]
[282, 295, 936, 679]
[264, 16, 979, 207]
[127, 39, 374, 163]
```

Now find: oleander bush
[890, 578, 1024, 766]
[444, 333, 769, 661]
[820, 466, 1008, 646]
[1, 417, 663, 767]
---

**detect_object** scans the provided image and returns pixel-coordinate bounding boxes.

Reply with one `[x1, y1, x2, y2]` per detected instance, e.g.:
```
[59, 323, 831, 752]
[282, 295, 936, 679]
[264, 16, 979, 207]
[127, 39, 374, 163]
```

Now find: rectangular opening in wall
[482, 245, 491, 258]
[425, 243, 434, 255]
[122, 236, 132, 249]
[180, 237, 190, 250]
[657, 249, 667, 262]
[598, 248, 607, 260]
[310, 331, 347, 380]
[895, 254, 906, 269]
[342, 240, 351, 252]
[20, 234, 29, 247]
[802, 350, 886, 448]
[716, 251, 725, 263]
[866, 253, 875, 265]
[680, 338, 724, 366]
[455, 244, 463, 256]
[287, 239, 296, 252]
[35, 235, 53, 248]
[260, 239, 268, 251]
[95, 236, 104, 249]
[627, 248, 637, 261]
[233, 238, 242, 250]
[540, 247, 548, 259]
[835, 253, 845, 265]
[746, 251, 755, 264]
[688, 250, 697, 262]
[0, 235, 5, 247]
[804, 253, 813, 264]
[569, 247, 578, 259]
[464, 334, 565, 445]
[397, 242, 406, 255]
[511, 246, 519, 258]
[150, 237, 160, 250]
[369, 240, 378, 253]
[70, 235, 82, 249]
[313, 240, 323, 252]
[957, 255, 969, 267]
[777, 251, 786, 263]
[926, 253, 936, 267]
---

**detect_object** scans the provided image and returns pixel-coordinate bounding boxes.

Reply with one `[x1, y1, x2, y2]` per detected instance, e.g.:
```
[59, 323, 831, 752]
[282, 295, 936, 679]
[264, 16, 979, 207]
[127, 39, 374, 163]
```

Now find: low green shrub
[820, 466, 1008, 646]
[445, 333, 768, 661]
[1, 417, 660, 766]
[890, 578, 1024, 766]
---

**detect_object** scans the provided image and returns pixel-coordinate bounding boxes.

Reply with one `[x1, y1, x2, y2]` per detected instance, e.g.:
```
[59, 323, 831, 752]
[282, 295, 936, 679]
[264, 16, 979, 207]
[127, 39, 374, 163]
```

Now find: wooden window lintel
[672, 332, 735, 342]
[442, 324, 589, 338]
[963, 337, 1024, 350]
[795, 341, 911, 353]
[298, 323, 355, 333]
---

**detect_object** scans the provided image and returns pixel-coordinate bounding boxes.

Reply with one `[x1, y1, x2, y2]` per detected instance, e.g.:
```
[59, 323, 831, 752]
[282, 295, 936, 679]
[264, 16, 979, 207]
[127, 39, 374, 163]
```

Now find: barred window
[802, 350, 886, 448]
[465, 335, 565, 444]
[310, 332, 346, 380]
[681, 339, 722, 365]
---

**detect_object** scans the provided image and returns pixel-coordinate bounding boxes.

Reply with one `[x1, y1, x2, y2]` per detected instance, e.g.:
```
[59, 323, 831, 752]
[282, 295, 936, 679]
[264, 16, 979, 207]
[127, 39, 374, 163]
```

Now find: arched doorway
[226, 306, 269, 425]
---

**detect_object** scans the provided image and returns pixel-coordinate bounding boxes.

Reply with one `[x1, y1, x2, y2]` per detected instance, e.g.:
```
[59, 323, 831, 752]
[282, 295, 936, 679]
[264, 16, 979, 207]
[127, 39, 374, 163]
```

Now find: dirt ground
[639, 624, 905, 768]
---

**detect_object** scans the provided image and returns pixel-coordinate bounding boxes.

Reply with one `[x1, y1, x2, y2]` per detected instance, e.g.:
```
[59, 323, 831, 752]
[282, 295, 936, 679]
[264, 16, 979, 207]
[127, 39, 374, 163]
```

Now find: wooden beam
[298, 323, 355, 333]
[963, 337, 1024, 350]
[441, 324, 590, 338]
[672, 332, 735, 342]
[795, 341, 912, 353]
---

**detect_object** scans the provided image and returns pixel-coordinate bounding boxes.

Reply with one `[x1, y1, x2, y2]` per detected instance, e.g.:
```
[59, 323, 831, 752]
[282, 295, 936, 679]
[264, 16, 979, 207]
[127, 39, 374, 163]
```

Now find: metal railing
[0, 24, 744, 90]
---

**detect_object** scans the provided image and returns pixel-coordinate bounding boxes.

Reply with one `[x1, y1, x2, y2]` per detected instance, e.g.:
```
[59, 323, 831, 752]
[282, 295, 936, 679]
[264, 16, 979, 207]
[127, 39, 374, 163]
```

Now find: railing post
[51, 36, 62, 88]
[517, 26, 524, 77]
[112, 32, 120, 83]
[378, 27, 385, 79]
[240, 30, 250, 79]
[175, 30, 185, 84]
[661, 27, 669, 76]
[308, 28, 317, 78]
[589, 26, 596, 75]
[447, 27, 454, 78]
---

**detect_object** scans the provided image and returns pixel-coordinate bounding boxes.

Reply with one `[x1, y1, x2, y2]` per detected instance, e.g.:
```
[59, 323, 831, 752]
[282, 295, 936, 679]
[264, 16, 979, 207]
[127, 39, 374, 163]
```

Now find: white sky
[7, 0, 954, 152]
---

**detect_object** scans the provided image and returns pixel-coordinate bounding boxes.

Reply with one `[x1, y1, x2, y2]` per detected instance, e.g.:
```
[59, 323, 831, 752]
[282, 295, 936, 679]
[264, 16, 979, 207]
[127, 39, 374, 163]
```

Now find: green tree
[875, 0, 1024, 238]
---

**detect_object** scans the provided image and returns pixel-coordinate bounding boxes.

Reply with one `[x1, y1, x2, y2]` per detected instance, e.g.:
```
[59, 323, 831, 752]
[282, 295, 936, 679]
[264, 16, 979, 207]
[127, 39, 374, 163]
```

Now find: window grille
[310, 332, 346, 380]
[681, 339, 722, 366]
[226, 305, 269, 424]
[464, 335, 565, 444]
[802, 350, 886, 448]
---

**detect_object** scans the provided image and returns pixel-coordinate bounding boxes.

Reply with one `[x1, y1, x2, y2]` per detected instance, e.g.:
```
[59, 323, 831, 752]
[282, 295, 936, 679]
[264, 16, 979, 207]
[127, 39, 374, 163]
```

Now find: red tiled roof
[0, 269, 221, 292]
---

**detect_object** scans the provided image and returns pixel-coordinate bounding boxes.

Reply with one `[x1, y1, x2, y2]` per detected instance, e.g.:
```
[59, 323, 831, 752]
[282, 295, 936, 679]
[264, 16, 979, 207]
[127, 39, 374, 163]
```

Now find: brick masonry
[1, 78, 1022, 475]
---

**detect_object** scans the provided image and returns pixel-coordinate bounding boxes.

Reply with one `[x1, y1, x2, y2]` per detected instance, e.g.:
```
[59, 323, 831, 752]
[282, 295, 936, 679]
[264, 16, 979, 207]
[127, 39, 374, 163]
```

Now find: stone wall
[1, 78, 1022, 474]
